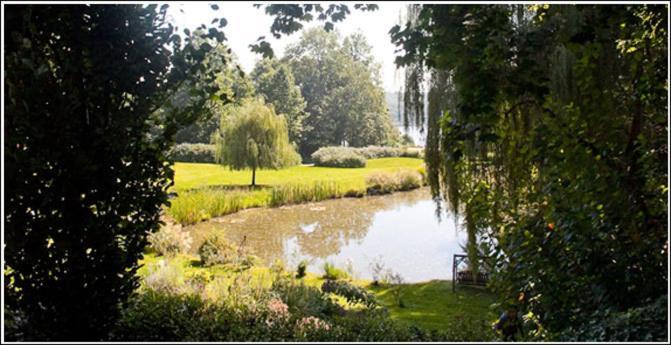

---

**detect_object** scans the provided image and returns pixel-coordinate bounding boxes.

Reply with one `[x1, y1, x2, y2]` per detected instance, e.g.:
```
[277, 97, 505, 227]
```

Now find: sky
[166, 2, 407, 93]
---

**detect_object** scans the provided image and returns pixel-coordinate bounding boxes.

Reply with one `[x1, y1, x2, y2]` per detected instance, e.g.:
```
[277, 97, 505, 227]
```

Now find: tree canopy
[251, 58, 308, 146]
[392, 4, 668, 339]
[4, 4, 228, 340]
[214, 99, 301, 186]
[284, 28, 399, 157]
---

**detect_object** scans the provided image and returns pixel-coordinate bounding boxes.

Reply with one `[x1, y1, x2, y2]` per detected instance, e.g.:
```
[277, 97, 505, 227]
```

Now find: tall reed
[269, 181, 342, 207]
[168, 188, 247, 225]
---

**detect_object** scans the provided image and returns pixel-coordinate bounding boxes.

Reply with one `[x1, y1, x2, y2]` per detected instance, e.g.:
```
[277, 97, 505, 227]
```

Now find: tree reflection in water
[185, 188, 465, 282]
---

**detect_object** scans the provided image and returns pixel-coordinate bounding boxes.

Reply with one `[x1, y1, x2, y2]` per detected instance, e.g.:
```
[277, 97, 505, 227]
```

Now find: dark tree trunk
[251, 166, 256, 187]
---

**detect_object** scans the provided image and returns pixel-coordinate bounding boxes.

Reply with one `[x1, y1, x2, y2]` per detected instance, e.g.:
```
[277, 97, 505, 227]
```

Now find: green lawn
[168, 157, 425, 225]
[173, 157, 424, 192]
[370, 280, 497, 332]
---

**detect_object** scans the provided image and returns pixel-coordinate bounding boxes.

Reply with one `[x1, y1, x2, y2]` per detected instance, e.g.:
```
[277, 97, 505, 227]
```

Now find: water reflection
[186, 188, 467, 282]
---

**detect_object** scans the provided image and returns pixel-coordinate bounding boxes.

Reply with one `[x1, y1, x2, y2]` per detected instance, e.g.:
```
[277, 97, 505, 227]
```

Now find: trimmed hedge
[169, 143, 215, 163]
[311, 147, 367, 168]
[311, 146, 422, 168]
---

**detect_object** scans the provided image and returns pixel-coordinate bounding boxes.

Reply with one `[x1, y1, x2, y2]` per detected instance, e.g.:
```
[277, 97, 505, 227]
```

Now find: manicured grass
[168, 157, 424, 224]
[369, 280, 497, 331]
[172, 157, 424, 192]
[139, 253, 497, 332]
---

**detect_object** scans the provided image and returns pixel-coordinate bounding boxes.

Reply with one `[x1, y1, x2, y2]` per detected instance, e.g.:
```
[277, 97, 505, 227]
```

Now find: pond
[186, 188, 468, 283]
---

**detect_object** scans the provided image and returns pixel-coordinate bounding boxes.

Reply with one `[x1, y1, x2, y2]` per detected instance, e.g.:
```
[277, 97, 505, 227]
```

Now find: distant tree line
[175, 28, 400, 159]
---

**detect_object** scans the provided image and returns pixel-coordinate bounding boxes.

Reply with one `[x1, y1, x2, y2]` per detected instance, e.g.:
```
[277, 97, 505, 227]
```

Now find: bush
[116, 274, 487, 342]
[296, 260, 308, 279]
[143, 260, 187, 294]
[355, 145, 422, 159]
[365, 172, 398, 194]
[396, 169, 423, 191]
[322, 262, 349, 280]
[147, 224, 193, 257]
[558, 295, 668, 342]
[321, 280, 377, 308]
[365, 169, 423, 195]
[271, 277, 343, 319]
[198, 233, 236, 267]
[311, 147, 367, 168]
[354, 145, 400, 159]
[169, 143, 216, 163]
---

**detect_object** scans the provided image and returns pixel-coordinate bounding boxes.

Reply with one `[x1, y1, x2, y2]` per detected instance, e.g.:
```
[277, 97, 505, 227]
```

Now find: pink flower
[297, 316, 331, 332]
[265, 298, 290, 327]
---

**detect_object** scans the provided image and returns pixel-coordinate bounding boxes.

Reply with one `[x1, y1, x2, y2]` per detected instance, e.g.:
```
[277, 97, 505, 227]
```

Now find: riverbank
[168, 157, 425, 225]
[138, 253, 497, 334]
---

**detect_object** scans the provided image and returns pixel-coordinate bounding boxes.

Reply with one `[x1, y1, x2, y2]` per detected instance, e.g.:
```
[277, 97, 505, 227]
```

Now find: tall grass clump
[322, 262, 349, 280]
[396, 169, 422, 191]
[168, 188, 247, 225]
[365, 169, 423, 195]
[365, 172, 398, 194]
[311, 147, 367, 168]
[270, 181, 341, 207]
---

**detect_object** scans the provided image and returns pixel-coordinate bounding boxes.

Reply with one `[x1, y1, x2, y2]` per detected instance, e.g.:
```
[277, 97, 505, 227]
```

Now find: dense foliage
[113, 263, 489, 342]
[4, 4, 227, 340]
[174, 39, 256, 144]
[392, 4, 668, 340]
[169, 143, 216, 163]
[285, 29, 399, 157]
[214, 99, 301, 186]
[252, 58, 308, 146]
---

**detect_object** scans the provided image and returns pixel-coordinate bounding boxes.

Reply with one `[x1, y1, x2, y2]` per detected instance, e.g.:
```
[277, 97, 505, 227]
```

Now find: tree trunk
[251, 166, 256, 187]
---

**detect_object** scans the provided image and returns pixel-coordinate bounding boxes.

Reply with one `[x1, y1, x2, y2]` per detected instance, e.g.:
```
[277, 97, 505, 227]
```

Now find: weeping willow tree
[215, 98, 301, 186]
[392, 4, 668, 339]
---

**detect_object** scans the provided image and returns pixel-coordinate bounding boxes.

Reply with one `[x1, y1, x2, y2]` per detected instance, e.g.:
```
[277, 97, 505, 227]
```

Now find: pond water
[186, 188, 468, 282]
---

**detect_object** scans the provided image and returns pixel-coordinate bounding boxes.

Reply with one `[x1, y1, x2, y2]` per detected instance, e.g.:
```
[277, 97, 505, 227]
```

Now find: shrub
[143, 260, 186, 294]
[365, 172, 398, 194]
[296, 260, 308, 279]
[198, 233, 236, 267]
[321, 280, 377, 308]
[354, 145, 400, 159]
[557, 295, 668, 342]
[396, 169, 422, 191]
[147, 223, 193, 257]
[354, 145, 422, 159]
[169, 143, 216, 163]
[271, 277, 343, 319]
[322, 262, 349, 280]
[311, 147, 367, 168]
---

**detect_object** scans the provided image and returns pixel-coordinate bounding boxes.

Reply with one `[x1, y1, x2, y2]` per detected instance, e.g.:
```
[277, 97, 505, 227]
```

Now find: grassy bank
[138, 253, 497, 334]
[168, 157, 424, 225]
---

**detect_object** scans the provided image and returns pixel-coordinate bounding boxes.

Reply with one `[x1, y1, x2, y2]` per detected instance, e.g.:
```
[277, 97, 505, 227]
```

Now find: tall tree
[4, 4, 227, 340]
[251, 58, 308, 146]
[391, 4, 668, 339]
[284, 28, 398, 156]
[214, 99, 300, 186]
[175, 40, 255, 144]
